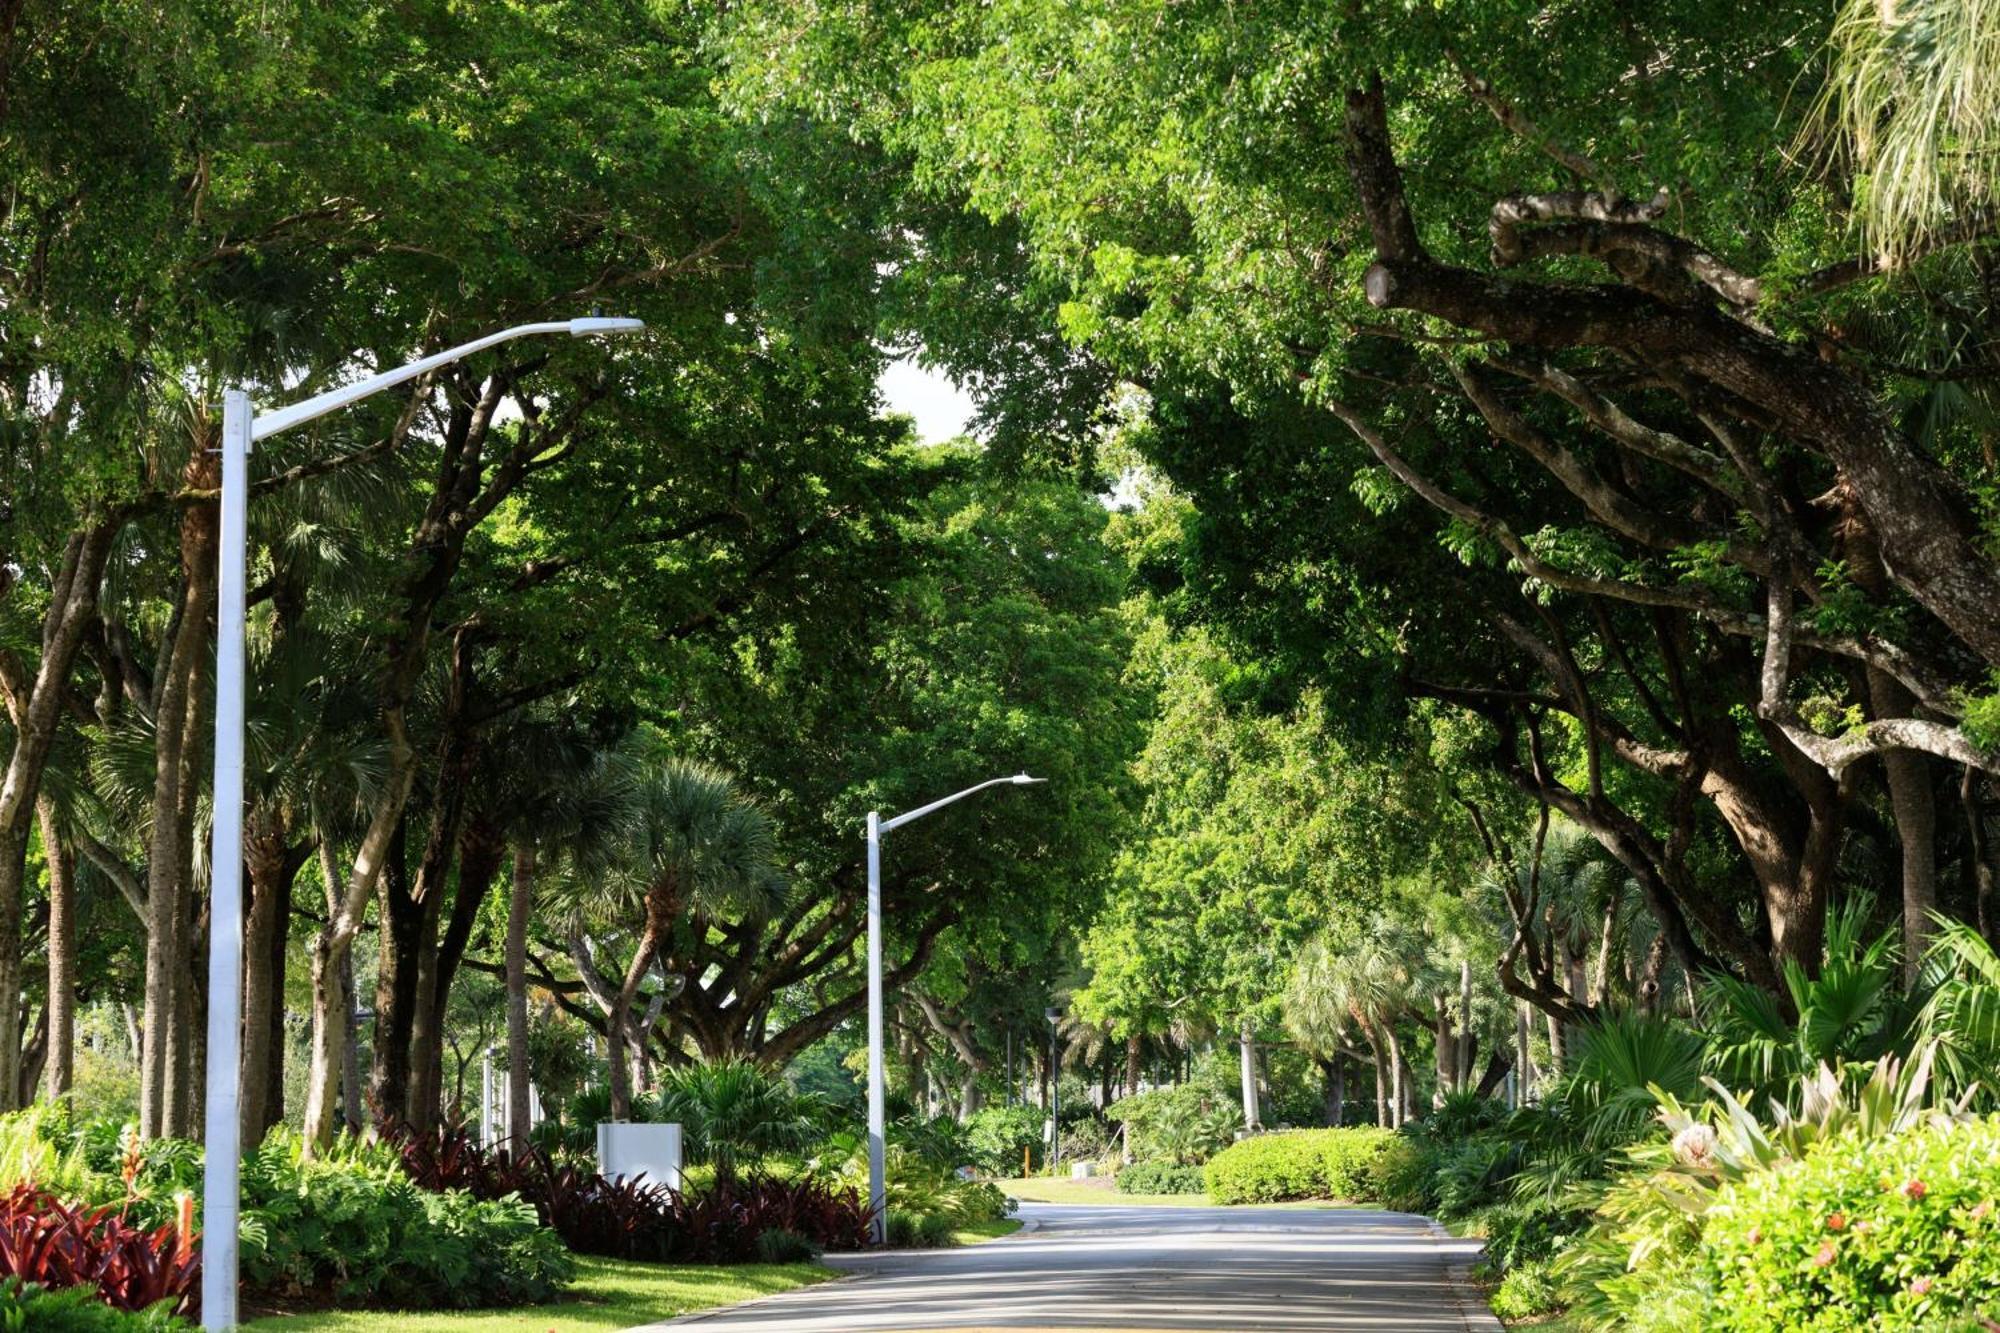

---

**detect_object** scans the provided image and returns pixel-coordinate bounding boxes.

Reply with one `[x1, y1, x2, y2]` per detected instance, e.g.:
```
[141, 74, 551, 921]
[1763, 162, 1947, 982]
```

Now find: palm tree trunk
[37, 799, 75, 1101]
[239, 831, 294, 1146]
[505, 841, 535, 1152]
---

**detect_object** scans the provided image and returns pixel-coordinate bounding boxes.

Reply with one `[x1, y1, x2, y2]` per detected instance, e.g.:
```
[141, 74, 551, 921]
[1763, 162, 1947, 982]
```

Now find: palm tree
[1289, 923, 1419, 1126]
[582, 754, 786, 1121]
[486, 722, 634, 1151]
[1817, 0, 2000, 261]
[650, 1058, 822, 1183]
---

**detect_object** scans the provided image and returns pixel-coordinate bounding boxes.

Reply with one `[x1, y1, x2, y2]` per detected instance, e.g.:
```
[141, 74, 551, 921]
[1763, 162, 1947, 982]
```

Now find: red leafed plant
[393, 1124, 872, 1261]
[0, 1185, 199, 1316]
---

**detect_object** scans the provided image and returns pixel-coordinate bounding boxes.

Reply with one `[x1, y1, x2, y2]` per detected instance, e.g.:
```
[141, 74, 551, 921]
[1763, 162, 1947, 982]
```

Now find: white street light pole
[200, 316, 643, 1331]
[865, 773, 1044, 1245]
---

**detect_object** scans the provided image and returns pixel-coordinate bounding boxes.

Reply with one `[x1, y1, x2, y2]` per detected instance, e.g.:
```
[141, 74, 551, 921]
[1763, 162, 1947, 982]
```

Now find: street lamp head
[1011, 773, 1046, 785]
[1045, 1005, 1063, 1024]
[567, 316, 646, 337]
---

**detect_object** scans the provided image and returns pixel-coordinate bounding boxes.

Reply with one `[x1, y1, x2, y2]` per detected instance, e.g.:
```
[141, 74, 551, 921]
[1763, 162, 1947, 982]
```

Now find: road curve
[645, 1202, 1498, 1332]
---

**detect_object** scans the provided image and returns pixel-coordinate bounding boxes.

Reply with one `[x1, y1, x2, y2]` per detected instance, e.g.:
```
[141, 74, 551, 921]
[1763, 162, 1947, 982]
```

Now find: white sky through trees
[879, 353, 976, 443]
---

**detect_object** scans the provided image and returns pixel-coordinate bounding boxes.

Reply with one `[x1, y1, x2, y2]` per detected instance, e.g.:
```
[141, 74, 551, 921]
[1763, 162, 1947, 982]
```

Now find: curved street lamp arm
[880, 773, 1045, 833]
[250, 316, 643, 442]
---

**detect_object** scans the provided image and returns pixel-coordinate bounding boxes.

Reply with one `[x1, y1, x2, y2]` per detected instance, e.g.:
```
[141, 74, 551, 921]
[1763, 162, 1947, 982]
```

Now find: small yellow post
[1023, 1144, 1031, 1178]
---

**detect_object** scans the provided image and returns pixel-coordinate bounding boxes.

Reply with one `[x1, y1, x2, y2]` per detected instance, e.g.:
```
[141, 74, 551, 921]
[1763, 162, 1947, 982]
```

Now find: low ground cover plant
[1202, 1127, 1395, 1204]
[239, 1142, 573, 1309]
[0, 1277, 190, 1331]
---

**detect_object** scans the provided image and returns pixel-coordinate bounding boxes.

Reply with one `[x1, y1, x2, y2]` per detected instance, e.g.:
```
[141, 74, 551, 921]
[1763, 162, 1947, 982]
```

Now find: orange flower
[1826, 1212, 1847, 1231]
[1904, 1179, 1928, 1201]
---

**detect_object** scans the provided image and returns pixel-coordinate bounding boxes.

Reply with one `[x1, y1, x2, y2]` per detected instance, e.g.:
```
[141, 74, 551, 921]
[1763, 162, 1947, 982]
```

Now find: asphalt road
[650, 1202, 1498, 1332]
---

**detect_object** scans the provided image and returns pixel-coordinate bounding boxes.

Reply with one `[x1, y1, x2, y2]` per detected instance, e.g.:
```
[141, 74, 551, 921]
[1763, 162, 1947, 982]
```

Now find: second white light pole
[201, 316, 643, 1331]
[865, 773, 1043, 1245]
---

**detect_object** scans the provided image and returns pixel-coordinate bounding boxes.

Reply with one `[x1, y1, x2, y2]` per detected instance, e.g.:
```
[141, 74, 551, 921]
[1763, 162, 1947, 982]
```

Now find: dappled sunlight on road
[650, 1204, 1494, 1332]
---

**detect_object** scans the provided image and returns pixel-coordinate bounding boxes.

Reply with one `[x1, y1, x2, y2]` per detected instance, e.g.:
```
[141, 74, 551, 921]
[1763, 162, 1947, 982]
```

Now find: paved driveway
[649, 1202, 1497, 1332]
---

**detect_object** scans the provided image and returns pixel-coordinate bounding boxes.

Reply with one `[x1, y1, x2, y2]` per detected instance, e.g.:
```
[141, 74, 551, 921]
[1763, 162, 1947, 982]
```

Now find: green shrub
[753, 1227, 822, 1263]
[0, 1278, 188, 1332]
[1115, 1161, 1205, 1194]
[1203, 1128, 1395, 1204]
[1431, 1136, 1520, 1220]
[883, 1208, 955, 1248]
[1470, 1198, 1592, 1273]
[1699, 1115, 2000, 1332]
[1489, 1261, 1563, 1321]
[1367, 1135, 1439, 1213]
[963, 1105, 1044, 1174]
[240, 1145, 574, 1308]
[1108, 1086, 1239, 1165]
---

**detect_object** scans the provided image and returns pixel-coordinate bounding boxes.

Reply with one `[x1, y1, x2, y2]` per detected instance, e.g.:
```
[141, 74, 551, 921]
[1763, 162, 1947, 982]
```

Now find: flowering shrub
[1699, 1115, 2000, 1332]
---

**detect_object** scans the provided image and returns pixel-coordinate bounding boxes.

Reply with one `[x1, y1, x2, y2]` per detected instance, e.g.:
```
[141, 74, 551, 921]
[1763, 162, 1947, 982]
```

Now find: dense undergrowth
[1379, 911, 2000, 1330]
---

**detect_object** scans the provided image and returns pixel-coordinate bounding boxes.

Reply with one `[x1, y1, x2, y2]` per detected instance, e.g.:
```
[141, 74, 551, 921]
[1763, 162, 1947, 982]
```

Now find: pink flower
[1746, 1225, 1763, 1245]
[1813, 1240, 1838, 1268]
[1904, 1179, 1928, 1201]
[1911, 1276, 1934, 1297]
[1973, 1201, 1993, 1221]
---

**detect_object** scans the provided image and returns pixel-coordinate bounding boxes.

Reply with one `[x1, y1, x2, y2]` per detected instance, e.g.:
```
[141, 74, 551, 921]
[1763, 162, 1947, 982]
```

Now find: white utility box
[596, 1121, 684, 1191]
[1070, 1161, 1097, 1179]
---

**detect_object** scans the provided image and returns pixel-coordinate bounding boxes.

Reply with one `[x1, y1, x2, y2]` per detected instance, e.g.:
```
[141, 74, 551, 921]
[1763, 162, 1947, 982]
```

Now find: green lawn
[996, 1175, 1215, 1206]
[952, 1217, 1026, 1244]
[244, 1256, 834, 1333]
[995, 1176, 1382, 1209]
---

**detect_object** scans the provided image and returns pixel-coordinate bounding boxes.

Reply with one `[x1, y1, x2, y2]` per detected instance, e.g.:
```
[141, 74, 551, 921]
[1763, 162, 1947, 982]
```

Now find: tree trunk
[1432, 998, 1454, 1106]
[16, 1005, 47, 1107]
[370, 826, 421, 1131]
[1387, 1029, 1408, 1127]
[0, 522, 122, 1115]
[339, 944, 364, 1133]
[1966, 768, 2000, 947]
[142, 446, 222, 1140]
[37, 799, 75, 1101]
[239, 827, 297, 1148]
[1237, 1019, 1261, 1131]
[1458, 958, 1474, 1093]
[1367, 1028, 1387, 1126]
[1318, 1055, 1344, 1127]
[1872, 669, 1937, 980]
[505, 842, 535, 1153]
[1125, 1033, 1141, 1097]
[606, 926, 660, 1122]
[413, 820, 505, 1134]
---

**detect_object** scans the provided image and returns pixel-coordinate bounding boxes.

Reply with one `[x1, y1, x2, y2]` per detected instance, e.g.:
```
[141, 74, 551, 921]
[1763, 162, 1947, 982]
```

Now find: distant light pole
[865, 773, 1044, 1245]
[200, 316, 644, 1330]
[1045, 1005, 1063, 1170]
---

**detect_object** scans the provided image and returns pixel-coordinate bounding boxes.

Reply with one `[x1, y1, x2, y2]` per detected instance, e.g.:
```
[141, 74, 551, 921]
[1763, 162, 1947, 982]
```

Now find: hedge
[1700, 1116, 2000, 1332]
[1116, 1161, 1206, 1195]
[1202, 1128, 1396, 1204]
